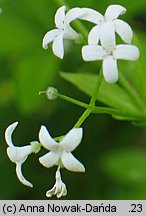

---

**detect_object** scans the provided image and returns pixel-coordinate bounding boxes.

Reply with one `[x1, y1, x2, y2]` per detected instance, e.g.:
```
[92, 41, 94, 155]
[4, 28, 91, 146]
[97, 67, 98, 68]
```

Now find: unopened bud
[46, 87, 58, 100]
[39, 87, 58, 100]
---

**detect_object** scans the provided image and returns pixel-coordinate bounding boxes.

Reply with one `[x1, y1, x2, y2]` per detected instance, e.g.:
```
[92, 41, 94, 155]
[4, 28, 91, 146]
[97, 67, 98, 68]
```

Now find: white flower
[80, 4, 133, 45]
[39, 126, 85, 172]
[82, 28, 140, 83]
[42, 6, 85, 59]
[5, 122, 41, 187]
[46, 166, 67, 198]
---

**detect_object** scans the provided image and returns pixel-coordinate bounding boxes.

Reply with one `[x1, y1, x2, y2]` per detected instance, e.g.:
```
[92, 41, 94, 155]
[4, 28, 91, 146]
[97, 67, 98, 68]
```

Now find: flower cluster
[5, 122, 85, 198]
[43, 4, 139, 83]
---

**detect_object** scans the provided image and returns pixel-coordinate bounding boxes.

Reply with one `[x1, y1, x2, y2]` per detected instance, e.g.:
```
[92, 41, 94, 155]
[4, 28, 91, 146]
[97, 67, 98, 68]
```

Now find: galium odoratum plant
[6, 2, 146, 199]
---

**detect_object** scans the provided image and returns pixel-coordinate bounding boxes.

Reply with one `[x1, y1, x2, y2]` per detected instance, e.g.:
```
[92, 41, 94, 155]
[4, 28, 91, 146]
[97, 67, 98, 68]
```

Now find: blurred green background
[1, 0, 146, 199]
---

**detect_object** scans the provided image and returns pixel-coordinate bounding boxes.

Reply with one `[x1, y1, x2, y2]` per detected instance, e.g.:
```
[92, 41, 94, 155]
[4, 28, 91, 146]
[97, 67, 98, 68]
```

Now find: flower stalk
[74, 70, 103, 128]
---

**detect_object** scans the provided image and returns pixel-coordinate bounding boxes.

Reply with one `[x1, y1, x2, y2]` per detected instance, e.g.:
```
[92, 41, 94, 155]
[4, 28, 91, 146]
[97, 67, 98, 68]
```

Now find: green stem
[73, 109, 91, 128]
[92, 107, 145, 121]
[59, 93, 144, 120]
[58, 93, 89, 109]
[74, 70, 103, 128]
[55, 135, 64, 142]
[73, 20, 88, 40]
[119, 73, 146, 114]
[90, 71, 103, 106]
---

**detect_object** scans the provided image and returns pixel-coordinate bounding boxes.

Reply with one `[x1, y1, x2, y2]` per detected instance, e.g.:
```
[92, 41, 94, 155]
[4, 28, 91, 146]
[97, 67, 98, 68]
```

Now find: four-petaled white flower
[80, 4, 133, 45]
[46, 166, 67, 198]
[82, 29, 140, 83]
[42, 6, 85, 59]
[39, 126, 85, 172]
[5, 122, 41, 187]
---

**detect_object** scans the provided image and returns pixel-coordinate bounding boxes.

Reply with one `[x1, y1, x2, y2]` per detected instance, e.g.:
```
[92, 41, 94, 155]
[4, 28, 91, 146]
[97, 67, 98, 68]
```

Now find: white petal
[46, 186, 56, 198]
[105, 4, 126, 21]
[64, 24, 78, 40]
[82, 45, 105, 61]
[5, 122, 18, 147]
[114, 19, 133, 44]
[114, 45, 140, 61]
[55, 6, 66, 29]
[100, 22, 116, 50]
[103, 56, 119, 83]
[61, 152, 85, 172]
[57, 182, 67, 198]
[39, 126, 58, 150]
[7, 147, 27, 163]
[16, 163, 33, 187]
[60, 128, 83, 151]
[7, 146, 32, 163]
[88, 25, 100, 45]
[65, 8, 85, 25]
[52, 32, 64, 59]
[42, 29, 60, 49]
[80, 8, 104, 24]
[39, 151, 60, 168]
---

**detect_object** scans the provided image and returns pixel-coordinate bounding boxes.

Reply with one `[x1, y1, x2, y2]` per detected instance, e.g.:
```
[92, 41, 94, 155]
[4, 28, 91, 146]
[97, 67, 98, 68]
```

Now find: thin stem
[119, 73, 146, 114]
[92, 107, 145, 121]
[74, 70, 103, 128]
[90, 70, 103, 106]
[54, 107, 146, 142]
[58, 92, 144, 120]
[73, 109, 91, 128]
[73, 20, 88, 40]
[58, 94, 89, 109]
[55, 136, 64, 142]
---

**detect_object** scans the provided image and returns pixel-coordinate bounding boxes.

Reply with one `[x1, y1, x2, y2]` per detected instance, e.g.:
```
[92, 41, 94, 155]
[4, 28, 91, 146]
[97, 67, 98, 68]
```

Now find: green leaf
[131, 33, 146, 102]
[118, 33, 146, 106]
[60, 72, 141, 115]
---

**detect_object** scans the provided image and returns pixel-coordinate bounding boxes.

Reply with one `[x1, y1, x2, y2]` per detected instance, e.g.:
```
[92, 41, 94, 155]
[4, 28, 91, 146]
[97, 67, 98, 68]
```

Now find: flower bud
[46, 87, 58, 100]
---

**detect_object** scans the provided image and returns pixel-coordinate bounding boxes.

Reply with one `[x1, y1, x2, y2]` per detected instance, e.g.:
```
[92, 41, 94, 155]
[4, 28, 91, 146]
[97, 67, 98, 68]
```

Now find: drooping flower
[5, 122, 41, 187]
[82, 24, 140, 83]
[42, 6, 85, 59]
[80, 4, 133, 45]
[46, 166, 67, 198]
[39, 126, 85, 172]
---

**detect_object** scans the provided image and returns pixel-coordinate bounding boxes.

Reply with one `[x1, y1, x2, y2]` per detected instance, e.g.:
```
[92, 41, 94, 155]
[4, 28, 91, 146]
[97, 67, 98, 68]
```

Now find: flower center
[106, 49, 113, 56]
